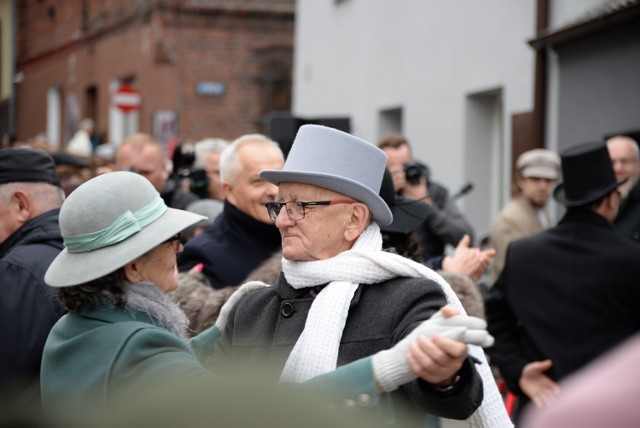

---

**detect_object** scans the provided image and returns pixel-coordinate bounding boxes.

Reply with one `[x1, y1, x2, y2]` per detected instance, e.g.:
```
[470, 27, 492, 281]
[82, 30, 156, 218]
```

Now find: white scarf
[281, 223, 512, 428]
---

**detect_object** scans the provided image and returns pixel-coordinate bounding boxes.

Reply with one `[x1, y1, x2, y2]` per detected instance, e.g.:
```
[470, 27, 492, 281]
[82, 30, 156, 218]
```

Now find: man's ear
[12, 190, 35, 224]
[344, 203, 370, 242]
[222, 181, 235, 204]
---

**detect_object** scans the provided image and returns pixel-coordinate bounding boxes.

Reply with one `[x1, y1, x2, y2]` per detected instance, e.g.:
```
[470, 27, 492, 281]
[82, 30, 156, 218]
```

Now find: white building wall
[293, 0, 604, 238]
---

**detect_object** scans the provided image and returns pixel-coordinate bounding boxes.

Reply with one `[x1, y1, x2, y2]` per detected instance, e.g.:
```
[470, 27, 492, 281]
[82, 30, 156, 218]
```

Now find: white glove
[214, 281, 269, 331]
[372, 309, 494, 393]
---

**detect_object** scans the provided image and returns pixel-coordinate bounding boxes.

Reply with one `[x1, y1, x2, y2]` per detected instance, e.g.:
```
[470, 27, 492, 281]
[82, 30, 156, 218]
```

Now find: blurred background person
[194, 138, 230, 201]
[51, 151, 94, 196]
[116, 133, 199, 210]
[488, 148, 560, 285]
[607, 135, 640, 243]
[377, 133, 475, 262]
[67, 118, 95, 158]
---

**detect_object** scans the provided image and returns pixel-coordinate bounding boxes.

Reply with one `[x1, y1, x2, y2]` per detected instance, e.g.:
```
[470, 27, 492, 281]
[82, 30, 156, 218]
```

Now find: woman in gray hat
[39, 170, 492, 425]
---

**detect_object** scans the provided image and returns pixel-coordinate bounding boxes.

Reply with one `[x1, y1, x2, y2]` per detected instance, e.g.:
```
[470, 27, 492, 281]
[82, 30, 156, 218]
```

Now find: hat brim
[521, 166, 559, 180]
[553, 179, 626, 207]
[381, 196, 429, 234]
[260, 169, 393, 226]
[45, 208, 206, 287]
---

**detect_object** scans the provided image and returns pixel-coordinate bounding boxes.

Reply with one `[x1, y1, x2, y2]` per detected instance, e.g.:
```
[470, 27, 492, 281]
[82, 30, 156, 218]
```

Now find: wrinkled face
[204, 151, 224, 201]
[607, 137, 640, 195]
[518, 176, 556, 207]
[130, 237, 183, 292]
[275, 183, 356, 261]
[225, 143, 283, 224]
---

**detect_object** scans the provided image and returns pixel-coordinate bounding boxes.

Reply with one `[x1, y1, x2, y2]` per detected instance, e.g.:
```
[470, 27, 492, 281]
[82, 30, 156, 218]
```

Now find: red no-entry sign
[113, 85, 142, 113]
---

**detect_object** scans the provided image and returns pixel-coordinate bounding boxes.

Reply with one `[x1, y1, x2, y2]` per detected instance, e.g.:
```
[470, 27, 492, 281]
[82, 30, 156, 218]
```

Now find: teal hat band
[64, 196, 167, 254]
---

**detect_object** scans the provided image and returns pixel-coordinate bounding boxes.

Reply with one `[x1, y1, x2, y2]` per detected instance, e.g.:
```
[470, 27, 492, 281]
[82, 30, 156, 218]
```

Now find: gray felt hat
[260, 125, 393, 226]
[45, 171, 205, 287]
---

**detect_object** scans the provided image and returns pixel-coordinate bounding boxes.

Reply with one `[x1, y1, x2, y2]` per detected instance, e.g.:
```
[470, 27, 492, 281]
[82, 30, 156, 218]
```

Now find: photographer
[378, 133, 475, 261]
[116, 133, 199, 210]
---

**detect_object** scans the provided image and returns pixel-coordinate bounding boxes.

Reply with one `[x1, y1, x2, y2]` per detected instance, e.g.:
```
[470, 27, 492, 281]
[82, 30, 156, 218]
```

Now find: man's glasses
[163, 233, 182, 252]
[265, 200, 355, 221]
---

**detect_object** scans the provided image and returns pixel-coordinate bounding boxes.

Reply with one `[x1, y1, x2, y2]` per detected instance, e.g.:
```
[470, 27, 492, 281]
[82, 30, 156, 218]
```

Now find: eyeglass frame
[163, 233, 182, 252]
[265, 200, 356, 221]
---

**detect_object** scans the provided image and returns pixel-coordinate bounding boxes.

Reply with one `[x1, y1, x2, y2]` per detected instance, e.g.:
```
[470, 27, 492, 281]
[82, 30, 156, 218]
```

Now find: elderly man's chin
[281, 239, 306, 261]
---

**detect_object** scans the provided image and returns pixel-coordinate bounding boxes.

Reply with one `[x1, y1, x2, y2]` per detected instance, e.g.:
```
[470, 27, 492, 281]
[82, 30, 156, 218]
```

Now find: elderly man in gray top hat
[488, 148, 560, 285]
[0, 148, 66, 406]
[212, 125, 511, 427]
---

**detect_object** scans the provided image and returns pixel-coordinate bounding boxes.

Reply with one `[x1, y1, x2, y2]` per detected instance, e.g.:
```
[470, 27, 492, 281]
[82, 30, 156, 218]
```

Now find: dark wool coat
[487, 210, 640, 408]
[213, 274, 484, 427]
[0, 210, 65, 396]
[178, 200, 281, 288]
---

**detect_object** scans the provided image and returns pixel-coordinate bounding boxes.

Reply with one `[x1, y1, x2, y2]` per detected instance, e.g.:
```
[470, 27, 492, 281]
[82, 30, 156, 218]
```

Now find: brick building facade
[15, 0, 294, 150]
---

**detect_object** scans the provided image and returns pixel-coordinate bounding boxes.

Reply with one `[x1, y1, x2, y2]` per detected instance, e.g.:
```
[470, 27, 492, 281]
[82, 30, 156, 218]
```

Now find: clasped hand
[372, 306, 493, 392]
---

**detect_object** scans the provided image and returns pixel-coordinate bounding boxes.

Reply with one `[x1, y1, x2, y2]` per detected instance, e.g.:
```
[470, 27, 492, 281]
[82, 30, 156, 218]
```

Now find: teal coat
[41, 305, 379, 418]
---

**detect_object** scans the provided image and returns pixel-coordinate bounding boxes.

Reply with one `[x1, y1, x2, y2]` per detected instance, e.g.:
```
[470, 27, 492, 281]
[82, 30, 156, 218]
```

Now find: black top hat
[553, 142, 626, 207]
[378, 168, 429, 234]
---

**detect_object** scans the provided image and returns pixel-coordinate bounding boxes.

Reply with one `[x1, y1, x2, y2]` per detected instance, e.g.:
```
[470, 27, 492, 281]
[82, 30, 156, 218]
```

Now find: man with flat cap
[488, 148, 560, 285]
[0, 148, 66, 406]
[486, 142, 640, 421]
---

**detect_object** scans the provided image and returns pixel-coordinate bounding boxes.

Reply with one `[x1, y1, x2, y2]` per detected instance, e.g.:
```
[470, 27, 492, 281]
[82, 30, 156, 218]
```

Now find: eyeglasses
[265, 200, 356, 221]
[163, 233, 182, 252]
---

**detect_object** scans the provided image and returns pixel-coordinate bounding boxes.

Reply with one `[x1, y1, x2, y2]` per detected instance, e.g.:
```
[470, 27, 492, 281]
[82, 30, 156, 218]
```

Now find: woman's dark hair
[57, 269, 128, 313]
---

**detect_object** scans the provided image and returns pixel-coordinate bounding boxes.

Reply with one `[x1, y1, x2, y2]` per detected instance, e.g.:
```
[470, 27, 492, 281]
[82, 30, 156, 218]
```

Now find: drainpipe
[532, 0, 549, 148]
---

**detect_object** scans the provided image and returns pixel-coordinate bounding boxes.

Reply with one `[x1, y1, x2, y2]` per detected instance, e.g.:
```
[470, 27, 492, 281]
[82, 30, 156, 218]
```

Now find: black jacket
[487, 210, 640, 410]
[178, 200, 281, 288]
[418, 181, 475, 260]
[0, 210, 65, 398]
[214, 274, 483, 426]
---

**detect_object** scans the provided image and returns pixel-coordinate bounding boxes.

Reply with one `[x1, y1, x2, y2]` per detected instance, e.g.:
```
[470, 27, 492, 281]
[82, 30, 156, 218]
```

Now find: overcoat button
[281, 302, 294, 317]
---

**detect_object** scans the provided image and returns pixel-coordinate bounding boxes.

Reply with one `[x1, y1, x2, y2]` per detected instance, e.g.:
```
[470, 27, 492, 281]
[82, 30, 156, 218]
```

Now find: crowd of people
[1, 122, 639, 427]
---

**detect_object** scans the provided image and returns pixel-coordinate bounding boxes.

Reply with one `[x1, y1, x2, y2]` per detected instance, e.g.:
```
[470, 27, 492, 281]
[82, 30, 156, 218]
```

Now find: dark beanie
[0, 148, 62, 188]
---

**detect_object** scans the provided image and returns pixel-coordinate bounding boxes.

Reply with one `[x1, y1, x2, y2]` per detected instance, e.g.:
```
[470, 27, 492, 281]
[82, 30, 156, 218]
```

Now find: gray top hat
[260, 125, 393, 226]
[45, 171, 205, 287]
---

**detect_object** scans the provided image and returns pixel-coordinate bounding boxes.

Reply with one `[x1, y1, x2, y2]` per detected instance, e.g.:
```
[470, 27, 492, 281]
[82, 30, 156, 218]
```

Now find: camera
[403, 161, 430, 185]
[172, 141, 210, 199]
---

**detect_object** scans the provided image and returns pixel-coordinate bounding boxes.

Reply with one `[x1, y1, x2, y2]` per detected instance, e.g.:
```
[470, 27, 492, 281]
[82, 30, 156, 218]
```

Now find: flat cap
[0, 148, 62, 187]
[516, 149, 561, 180]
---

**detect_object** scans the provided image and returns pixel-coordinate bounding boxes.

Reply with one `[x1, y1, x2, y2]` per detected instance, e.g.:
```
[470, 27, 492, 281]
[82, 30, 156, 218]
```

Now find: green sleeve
[189, 325, 221, 364]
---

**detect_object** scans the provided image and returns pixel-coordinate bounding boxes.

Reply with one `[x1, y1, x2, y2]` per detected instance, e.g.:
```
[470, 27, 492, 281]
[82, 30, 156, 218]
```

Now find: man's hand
[389, 163, 430, 202]
[519, 359, 560, 408]
[371, 306, 493, 393]
[406, 333, 468, 386]
[442, 235, 496, 281]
